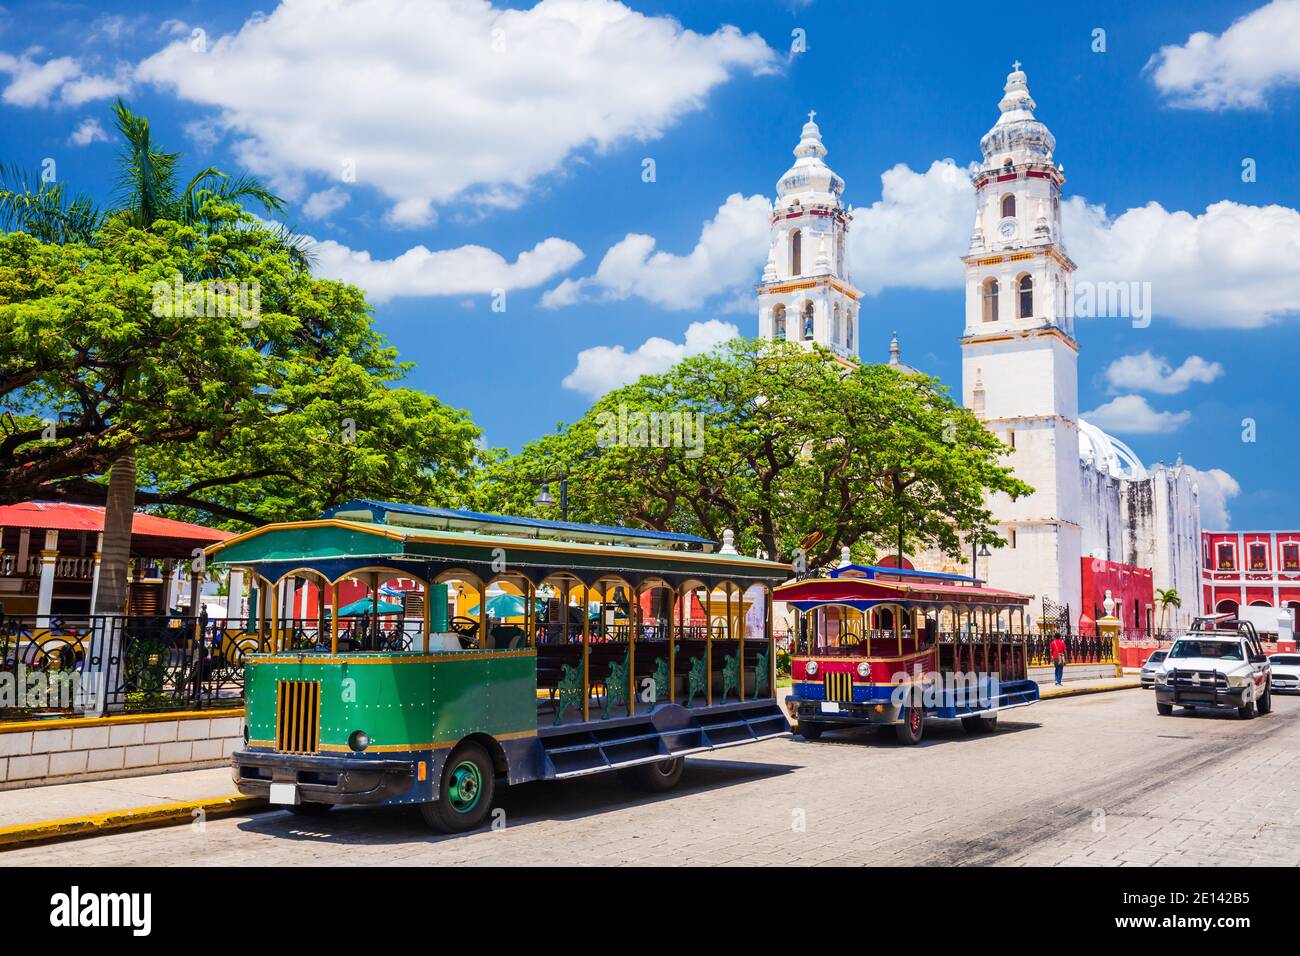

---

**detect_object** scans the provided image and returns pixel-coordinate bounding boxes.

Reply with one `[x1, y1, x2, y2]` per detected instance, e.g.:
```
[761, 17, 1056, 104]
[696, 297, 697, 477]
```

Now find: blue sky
[2, 0, 1298, 529]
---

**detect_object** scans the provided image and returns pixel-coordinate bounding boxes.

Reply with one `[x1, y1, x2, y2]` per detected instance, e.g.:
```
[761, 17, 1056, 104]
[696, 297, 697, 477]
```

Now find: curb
[0, 793, 268, 850]
[0, 707, 244, 734]
[1040, 680, 1141, 700]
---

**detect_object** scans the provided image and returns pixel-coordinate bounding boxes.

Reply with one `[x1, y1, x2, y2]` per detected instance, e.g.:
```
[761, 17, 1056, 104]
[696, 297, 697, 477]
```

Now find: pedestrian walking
[1050, 633, 1067, 686]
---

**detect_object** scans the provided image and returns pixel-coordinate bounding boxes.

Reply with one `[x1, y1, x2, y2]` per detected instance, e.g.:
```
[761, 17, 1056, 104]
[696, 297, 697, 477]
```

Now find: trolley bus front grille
[275, 680, 321, 754]
[823, 672, 853, 702]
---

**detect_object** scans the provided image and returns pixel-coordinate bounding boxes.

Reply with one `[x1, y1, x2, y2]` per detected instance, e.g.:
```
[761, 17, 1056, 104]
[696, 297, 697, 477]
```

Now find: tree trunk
[93, 453, 137, 615]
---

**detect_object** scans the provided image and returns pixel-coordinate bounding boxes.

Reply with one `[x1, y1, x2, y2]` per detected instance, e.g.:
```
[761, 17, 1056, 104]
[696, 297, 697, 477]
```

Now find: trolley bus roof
[774, 574, 1030, 611]
[321, 499, 716, 549]
[204, 517, 791, 586]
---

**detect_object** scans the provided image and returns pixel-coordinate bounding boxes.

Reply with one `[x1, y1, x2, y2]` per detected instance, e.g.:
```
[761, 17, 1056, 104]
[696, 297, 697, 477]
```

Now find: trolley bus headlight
[805, 660, 818, 676]
[348, 730, 370, 752]
[857, 662, 871, 678]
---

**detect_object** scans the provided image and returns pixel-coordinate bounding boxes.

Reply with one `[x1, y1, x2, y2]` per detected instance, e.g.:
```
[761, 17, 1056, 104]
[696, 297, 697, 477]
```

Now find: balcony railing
[0, 555, 96, 579]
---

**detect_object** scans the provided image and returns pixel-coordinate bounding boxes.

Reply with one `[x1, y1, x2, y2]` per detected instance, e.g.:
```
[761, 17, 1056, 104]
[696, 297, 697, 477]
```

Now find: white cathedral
[758, 65, 1203, 631]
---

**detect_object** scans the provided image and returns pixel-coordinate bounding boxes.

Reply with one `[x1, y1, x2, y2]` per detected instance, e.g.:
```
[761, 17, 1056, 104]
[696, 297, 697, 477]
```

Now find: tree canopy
[472, 337, 1030, 569]
[0, 192, 480, 528]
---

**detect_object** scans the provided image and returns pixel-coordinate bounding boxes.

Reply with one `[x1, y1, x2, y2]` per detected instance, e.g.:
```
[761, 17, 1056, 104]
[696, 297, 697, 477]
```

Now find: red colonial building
[1202, 530, 1300, 643]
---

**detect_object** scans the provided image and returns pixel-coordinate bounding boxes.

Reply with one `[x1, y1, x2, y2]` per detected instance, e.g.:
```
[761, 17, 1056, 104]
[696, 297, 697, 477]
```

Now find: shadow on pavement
[790, 717, 1042, 749]
[237, 754, 799, 847]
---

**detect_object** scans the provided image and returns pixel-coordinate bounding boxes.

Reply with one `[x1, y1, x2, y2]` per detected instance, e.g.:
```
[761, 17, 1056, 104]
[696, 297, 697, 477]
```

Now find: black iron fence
[0, 613, 425, 718]
[1026, 632, 1116, 666]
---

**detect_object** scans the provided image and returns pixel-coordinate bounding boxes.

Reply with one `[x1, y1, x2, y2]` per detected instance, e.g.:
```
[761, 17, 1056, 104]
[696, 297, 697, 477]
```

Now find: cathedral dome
[979, 63, 1056, 167]
[775, 111, 845, 211]
[1078, 418, 1149, 480]
[886, 331, 922, 375]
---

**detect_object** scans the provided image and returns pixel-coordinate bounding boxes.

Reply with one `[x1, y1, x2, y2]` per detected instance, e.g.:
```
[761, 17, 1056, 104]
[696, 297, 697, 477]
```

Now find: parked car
[1268, 653, 1300, 693]
[1155, 616, 1272, 719]
[1139, 649, 1169, 688]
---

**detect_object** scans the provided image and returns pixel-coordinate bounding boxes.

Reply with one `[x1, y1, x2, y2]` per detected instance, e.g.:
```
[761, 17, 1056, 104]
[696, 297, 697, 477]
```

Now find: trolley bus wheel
[420, 742, 495, 834]
[895, 707, 925, 745]
[620, 756, 685, 792]
[796, 721, 824, 741]
[960, 713, 997, 734]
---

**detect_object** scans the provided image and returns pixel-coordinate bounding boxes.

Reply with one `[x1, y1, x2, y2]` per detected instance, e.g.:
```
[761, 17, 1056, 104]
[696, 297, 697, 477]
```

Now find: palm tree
[0, 161, 102, 243]
[104, 99, 311, 272]
[1154, 587, 1182, 633]
[3, 99, 296, 615]
[95, 101, 302, 615]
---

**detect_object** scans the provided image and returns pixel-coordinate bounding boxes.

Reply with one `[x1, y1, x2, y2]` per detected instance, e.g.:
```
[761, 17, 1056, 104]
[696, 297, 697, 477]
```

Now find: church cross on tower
[1011, 59, 1021, 71]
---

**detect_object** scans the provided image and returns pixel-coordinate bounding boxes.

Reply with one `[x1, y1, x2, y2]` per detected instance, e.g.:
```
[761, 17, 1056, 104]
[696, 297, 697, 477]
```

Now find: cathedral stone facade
[759, 66, 1204, 633]
[757, 112, 862, 363]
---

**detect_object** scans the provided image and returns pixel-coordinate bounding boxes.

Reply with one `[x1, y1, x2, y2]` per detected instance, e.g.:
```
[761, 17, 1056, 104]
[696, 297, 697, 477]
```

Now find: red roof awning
[0, 501, 233, 546]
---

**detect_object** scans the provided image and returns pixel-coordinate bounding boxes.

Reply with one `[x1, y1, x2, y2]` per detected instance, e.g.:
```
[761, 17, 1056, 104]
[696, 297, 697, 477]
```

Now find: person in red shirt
[1049, 635, 1068, 686]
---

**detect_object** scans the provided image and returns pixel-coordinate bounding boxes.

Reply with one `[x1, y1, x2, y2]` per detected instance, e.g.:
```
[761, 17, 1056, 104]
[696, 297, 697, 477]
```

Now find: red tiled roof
[0, 501, 233, 542]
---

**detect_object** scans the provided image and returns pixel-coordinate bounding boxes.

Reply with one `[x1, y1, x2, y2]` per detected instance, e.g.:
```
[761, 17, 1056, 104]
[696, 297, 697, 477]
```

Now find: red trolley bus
[776, 564, 1040, 744]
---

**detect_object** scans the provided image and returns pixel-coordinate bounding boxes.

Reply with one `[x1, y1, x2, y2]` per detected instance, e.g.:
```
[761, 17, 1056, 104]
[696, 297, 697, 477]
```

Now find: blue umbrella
[466, 594, 545, 618]
[338, 597, 404, 616]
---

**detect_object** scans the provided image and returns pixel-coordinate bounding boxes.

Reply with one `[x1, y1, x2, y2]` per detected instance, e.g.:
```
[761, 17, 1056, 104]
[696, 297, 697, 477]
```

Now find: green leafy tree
[472, 337, 1030, 569]
[0, 204, 480, 523]
[1, 101, 481, 621]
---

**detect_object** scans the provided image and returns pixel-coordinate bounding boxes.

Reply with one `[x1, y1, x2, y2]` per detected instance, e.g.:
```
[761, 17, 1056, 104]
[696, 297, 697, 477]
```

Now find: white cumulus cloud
[1103, 351, 1224, 395]
[826, 155, 1300, 329]
[1146, 0, 1300, 109]
[562, 319, 738, 397]
[0, 52, 128, 107]
[542, 193, 771, 310]
[1082, 395, 1193, 434]
[847, 159, 974, 295]
[68, 117, 109, 146]
[1183, 465, 1241, 529]
[1064, 197, 1300, 329]
[136, 0, 776, 225]
[308, 235, 584, 304]
[302, 187, 350, 221]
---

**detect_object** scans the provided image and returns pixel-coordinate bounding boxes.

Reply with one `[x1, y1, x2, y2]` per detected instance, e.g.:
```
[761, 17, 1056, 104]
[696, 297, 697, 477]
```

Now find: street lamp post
[971, 541, 992, 581]
[534, 475, 569, 522]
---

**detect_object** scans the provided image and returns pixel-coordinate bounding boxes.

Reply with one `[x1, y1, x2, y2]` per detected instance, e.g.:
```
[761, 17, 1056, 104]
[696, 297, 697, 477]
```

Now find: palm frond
[0, 161, 101, 243]
[112, 98, 179, 227]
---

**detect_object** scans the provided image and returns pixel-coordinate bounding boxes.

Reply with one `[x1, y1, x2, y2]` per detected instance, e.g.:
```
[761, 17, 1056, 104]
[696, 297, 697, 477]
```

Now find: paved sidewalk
[0, 767, 238, 829]
[1039, 676, 1140, 698]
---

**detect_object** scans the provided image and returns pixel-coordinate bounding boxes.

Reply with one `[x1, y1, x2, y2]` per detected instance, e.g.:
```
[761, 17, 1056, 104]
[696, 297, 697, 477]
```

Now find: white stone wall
[1077, 458, 1203, 630]
[0, 713, 243, 790]
[962, 329, 1082, 619]
[1080, 460, 1124, 561]
[1151, 462, 1203, 628]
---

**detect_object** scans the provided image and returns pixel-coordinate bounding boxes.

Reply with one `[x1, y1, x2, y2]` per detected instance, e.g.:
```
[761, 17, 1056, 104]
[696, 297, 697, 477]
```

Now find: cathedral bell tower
[961, 64, 1082, 622]
[758, 112, 862, 362]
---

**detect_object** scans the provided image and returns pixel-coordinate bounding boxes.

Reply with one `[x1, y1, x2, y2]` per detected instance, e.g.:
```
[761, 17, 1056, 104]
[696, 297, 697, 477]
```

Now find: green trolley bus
[207, 500, 791, 832]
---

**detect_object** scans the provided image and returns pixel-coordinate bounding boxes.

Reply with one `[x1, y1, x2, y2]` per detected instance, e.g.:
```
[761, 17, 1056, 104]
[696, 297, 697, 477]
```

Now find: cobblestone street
[9, 688, 1300, 866]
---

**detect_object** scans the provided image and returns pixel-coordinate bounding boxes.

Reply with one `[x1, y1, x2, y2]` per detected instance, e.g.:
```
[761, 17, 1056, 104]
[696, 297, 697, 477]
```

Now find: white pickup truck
[1154, 617, 1272, 719]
